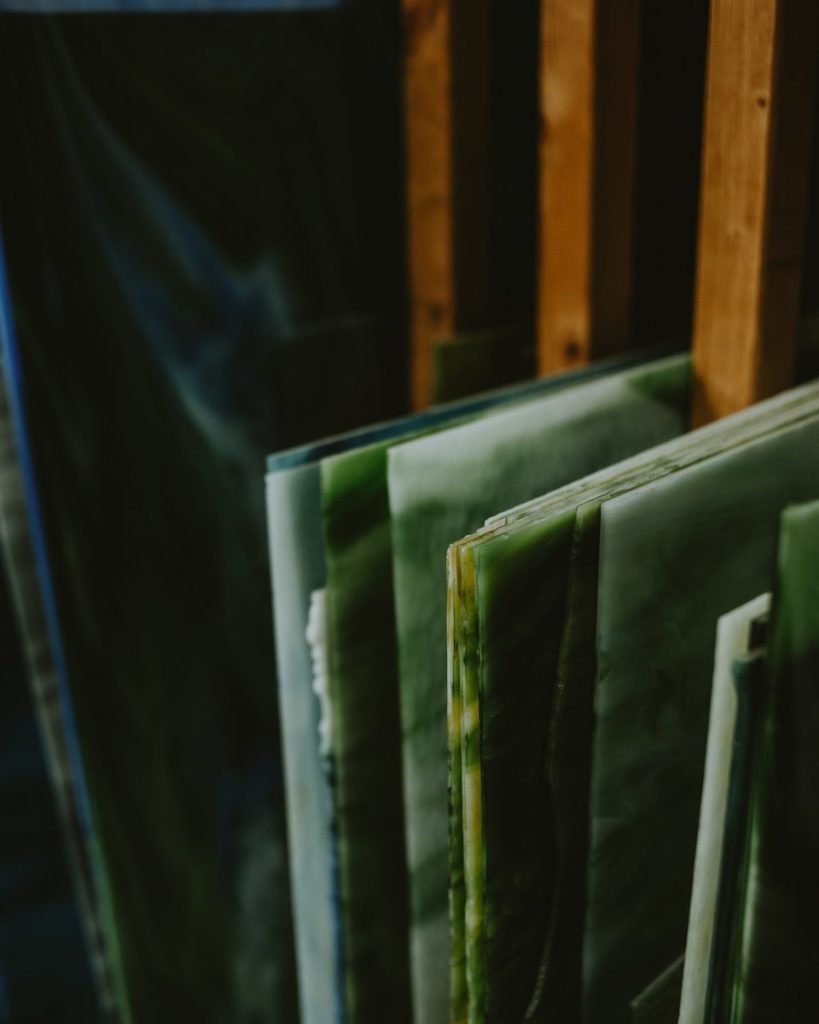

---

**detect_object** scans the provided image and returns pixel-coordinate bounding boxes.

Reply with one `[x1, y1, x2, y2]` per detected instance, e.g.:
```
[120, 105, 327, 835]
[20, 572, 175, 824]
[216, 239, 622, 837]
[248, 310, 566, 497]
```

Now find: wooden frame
[403, 0, 491, 410]
[537, 0, 641, 375]
[692, 0, 817, 425]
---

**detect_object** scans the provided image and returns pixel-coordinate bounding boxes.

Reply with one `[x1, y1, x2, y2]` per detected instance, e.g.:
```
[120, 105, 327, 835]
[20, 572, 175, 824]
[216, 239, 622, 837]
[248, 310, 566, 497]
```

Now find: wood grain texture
[692, 0, 817, 425]
[403, 0, 490, 409]
[537, 0, 640, 374]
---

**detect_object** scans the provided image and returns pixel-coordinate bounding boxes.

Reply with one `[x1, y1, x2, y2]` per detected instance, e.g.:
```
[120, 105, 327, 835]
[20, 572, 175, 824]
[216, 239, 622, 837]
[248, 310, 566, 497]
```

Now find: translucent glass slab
[389, 355, 691, 1024]
[448, 379, 819, 1024]
[266, 465, 339, 1024]
[679, 594, 770, 1024]
[0, 9, 406, 1020]
[702, 646, 767, 1024]
[729, 499, 819, 1023]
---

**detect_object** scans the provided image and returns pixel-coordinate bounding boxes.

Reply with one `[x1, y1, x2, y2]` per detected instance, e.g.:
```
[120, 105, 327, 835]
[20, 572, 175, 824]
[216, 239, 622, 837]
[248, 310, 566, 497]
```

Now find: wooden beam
[537, 0, 641, 375]
[691, 0, 817, 426]
[403, 0, 490, 410]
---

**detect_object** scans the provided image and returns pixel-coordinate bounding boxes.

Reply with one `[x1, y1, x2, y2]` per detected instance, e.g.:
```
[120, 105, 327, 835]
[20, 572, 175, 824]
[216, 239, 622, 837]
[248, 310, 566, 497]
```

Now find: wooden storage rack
[403, 0, 819, 424]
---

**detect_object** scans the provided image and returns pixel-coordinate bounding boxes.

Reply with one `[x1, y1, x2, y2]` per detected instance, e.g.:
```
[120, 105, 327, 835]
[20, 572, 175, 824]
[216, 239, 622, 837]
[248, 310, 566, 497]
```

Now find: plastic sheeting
[0, 4, 405, 1020]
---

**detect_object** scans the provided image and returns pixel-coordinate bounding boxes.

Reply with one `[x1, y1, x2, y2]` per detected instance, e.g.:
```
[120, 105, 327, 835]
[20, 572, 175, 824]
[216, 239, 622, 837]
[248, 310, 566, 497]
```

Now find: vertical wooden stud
[403, 0, 490, 410]
[537, 0, 641, 375]
[692, 0, 817, 425]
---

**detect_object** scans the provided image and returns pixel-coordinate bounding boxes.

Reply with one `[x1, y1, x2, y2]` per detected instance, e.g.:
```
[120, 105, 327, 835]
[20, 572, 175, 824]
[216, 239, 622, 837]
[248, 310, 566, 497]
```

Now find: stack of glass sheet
[267, 351, 691, 1022]
[686, 498, 819, 1023]
[447, 377, 819, 1023]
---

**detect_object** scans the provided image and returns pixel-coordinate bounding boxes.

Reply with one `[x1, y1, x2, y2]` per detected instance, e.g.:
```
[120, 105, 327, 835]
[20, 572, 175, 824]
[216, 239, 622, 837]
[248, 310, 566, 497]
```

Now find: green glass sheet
[588, 411, 819, 1022]
[449, 378, 819, 1024]
[321, 442, 414, 1024]
[703, 646, 767, 1024]
[454, 512, 576, 1024]
[266, 465, 339, 1024]
[679, 595, 770, 1024]
[390, 355, 692, 1024]
[446, 547, 469, 1024]
[729, 499, 819, 1023]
